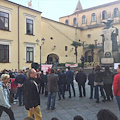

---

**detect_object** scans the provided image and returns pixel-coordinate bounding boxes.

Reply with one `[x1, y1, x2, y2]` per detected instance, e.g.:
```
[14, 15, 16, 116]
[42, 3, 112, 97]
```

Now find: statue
[102, 19, 118, 56]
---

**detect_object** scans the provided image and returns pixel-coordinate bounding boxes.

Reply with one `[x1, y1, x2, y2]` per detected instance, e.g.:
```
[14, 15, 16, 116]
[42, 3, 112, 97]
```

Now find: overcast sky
[9, 0, 117, 21]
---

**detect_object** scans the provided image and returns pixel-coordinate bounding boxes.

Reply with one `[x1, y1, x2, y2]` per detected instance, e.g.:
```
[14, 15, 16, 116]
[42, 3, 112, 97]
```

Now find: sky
[9, 0, 118, 21]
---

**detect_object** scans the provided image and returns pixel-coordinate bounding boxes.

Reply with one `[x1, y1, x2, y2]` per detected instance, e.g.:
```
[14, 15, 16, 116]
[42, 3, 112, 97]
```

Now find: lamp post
[36, 38, 45, 71]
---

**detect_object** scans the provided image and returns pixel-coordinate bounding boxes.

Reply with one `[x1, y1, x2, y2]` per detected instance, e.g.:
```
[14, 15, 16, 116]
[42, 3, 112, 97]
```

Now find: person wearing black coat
[57, 69, 67, 100]
[24, 69, 42, 120]
[88, 68, 95, 99]
[75, 68, 87, 97]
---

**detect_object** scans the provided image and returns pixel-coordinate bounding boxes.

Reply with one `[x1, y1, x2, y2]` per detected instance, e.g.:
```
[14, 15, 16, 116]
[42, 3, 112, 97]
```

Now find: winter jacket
[24, 78, 40, 110]
[88, 72, 95, 86]
[113, 73, 120, 96]
[75, 71, 87, 85]
[0, 81, 11, 108]
[47, 73, 59, 92]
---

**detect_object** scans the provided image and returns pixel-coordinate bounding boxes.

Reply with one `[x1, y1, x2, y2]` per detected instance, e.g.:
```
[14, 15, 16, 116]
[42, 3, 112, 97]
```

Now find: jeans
[78, 84, 86, 97]
[67, 81, 76, 97]
[47, 92, 56, 109]
[17, 87, 24, 106]
[90, 86, 94, 98]
[95, 85, 105, 100]
[0, 106, 15, 120]
[116, 96, 120, 111]
[58, 85, 65, 99]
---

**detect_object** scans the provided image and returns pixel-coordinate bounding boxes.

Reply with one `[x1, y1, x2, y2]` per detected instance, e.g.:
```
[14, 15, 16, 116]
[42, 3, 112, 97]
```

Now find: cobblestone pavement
[1, 81, 120, 120]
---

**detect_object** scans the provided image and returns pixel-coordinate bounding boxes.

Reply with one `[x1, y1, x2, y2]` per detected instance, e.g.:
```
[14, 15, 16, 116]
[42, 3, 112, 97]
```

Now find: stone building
[0, 0, 120, 70]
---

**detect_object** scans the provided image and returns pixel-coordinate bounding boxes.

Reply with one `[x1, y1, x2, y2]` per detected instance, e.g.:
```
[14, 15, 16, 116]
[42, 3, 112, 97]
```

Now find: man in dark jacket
[24, 69, 42, 120]
[66, 66, 76, 98]
[57, 69, 66, 100]
[14, 70, 26, 106]
[88, 68, 95, 99]
[75, 68, 87, 97]
[47, 69, 59, 110]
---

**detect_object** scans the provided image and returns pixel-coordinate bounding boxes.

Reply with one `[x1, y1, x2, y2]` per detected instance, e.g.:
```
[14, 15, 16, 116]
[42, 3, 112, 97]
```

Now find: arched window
[65, 19, 69, 25]
[82, 15, 86, 24]
[114, 8, 119, 17]
[91, 13, 96, 22]
[102, 11, 107, 20]
[73, 17, 77, 25]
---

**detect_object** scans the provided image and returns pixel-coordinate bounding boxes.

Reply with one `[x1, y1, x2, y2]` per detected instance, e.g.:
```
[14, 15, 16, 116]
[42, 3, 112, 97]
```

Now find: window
[26, 19, 33, 35]
[114, 8, 119, 17]
[91, 13, 96, 22]
[0, 44, 9, 63]
[82, 15, 86, 24]
[73, 17, 77, 25]
[0, 11, 9, 30]
[65, 19, 69, 25]
[26, 47, 34, 63]
[65, 46, 67, 51]
[102, 11, 107, 20]
[25, 13, 36, 35]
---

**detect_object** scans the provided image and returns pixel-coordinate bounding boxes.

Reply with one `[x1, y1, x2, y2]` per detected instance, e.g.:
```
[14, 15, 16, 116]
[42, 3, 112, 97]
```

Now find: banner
[41, 64, 52, 74]
[114, 63, 120, 69]
[65, 63, 78, 67]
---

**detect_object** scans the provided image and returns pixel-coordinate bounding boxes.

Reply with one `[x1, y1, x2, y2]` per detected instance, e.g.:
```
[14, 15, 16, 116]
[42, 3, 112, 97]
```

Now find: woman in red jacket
[113, 64, 120, 111]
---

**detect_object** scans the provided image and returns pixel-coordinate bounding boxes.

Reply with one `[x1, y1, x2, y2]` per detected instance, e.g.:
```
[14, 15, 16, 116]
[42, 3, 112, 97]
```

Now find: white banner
[41, 64, 52, 74]
[114, 63, 120, 69]
[65, 63, 78, 67]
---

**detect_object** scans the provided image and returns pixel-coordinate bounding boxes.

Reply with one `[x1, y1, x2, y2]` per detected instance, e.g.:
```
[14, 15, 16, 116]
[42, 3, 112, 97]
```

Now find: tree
[71, 41, 81, 63]
[88, 44, 96, 62]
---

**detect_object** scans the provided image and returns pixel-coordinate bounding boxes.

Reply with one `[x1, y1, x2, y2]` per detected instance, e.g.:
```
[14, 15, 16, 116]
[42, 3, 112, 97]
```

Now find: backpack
[95, 72, 103, 82]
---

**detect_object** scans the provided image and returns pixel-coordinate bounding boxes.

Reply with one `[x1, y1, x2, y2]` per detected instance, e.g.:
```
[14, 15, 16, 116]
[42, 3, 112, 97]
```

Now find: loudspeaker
[31, 62, 39, 70]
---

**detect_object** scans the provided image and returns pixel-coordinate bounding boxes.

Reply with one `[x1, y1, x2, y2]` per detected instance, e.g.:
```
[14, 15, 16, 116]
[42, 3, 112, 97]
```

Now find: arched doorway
[47, 54, 59, 64]
[85, 50, 92, 62]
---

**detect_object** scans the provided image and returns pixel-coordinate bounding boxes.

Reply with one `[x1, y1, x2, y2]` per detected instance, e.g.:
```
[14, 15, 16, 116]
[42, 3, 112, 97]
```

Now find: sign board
[101, 58, 114, 64]
[41, 64, 52, 74]
[65, 63, 78, 67]
[114, 63, 120, 69]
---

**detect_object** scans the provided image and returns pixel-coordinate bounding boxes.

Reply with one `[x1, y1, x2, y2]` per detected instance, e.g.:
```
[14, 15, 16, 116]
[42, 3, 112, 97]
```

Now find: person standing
[75, 68, 87, 97]
[14, 70, 26, 106]
[66, 66, 76, 98]
[80, 55, 84, 68]
[103, 66, 114, 101]
[113, 64, 120, 111]
[24, 69, 42, 120]
[0, 74, 15, 120]
[47, 69, 59, 110]
[39, 71, 45, 94]
[94, 65, 106, 103]
[88, 68, 95, 99]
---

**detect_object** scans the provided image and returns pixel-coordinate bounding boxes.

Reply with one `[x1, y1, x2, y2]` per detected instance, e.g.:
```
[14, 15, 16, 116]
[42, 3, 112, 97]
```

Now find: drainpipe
[18, 5, 20, 70]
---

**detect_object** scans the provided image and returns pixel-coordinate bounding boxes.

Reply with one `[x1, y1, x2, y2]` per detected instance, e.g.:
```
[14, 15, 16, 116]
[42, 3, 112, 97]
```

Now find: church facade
[0, 0, 120, 70]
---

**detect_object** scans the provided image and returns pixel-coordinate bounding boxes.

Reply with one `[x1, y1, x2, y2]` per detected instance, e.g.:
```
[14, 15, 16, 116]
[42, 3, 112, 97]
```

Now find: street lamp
[36, 38, 45, 71]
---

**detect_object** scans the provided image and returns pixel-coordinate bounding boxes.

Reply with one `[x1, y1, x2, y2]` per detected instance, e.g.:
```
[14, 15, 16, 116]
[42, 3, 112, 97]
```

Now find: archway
[47, 53, 59, 64]
[85, 50, 92, 62]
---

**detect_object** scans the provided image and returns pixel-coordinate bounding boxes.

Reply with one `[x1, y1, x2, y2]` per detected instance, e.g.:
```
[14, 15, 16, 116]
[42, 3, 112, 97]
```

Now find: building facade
[59, 0, 120, 66]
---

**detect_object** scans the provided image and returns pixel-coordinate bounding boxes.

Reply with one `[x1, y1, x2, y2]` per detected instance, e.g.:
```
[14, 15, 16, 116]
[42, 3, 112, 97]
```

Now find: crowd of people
[0, 64, 120, 120]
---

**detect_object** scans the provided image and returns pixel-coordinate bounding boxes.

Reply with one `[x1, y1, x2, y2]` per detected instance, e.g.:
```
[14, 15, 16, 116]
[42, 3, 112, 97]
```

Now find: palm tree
[88, 44, 96, 62]
[71, 41, 81, 63]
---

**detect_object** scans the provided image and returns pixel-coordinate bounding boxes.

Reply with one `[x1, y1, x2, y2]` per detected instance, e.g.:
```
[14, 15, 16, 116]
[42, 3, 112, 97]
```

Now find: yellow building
[0, 0, 120, 71]
[59, 0, 120, 65]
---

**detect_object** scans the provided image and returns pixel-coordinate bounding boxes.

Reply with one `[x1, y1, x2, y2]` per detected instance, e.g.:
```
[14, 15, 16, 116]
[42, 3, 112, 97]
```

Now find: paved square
[1, 81, 120, 120]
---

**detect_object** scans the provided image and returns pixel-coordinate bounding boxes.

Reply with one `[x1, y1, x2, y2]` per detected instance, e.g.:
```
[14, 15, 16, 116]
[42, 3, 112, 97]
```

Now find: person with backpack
[94, 65, 106, 103]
